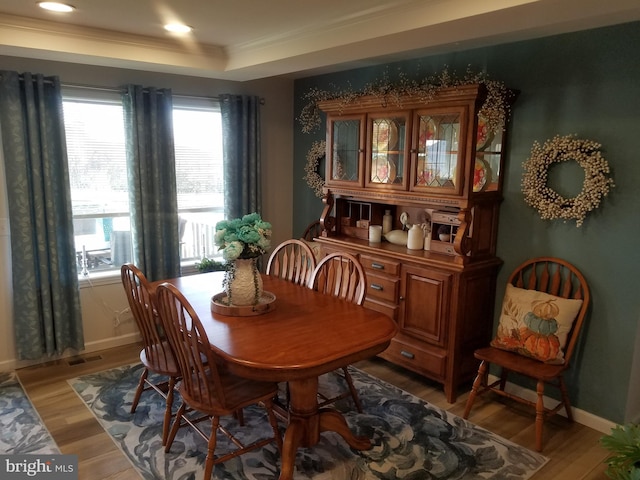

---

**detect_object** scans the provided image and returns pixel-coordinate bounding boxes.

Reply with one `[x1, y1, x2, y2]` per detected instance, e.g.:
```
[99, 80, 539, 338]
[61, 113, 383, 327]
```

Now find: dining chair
[120, 263, 180, 446]
[154, 282, 282, 479]
[308, 251, 367, 412]
[462, 257, 590, 451]
[266, 239, 317, 287]
[302, 220, 323, 241]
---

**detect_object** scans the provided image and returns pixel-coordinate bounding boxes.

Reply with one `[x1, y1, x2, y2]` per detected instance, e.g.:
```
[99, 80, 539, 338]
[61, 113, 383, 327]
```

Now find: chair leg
[535, 380, 545, 452]
[203, 416, 220, 480]
[342, 367, 363, 413]
[130, 368, 149, 413]
[558, 376, 574, 422]
[264, 399, 283, 453]
[165, 402, 187, 452]
[234, 409, 245, 426]
[463, 360, 487, 419]
[499, 369, 509, 391]
[162, 376, 176, 446]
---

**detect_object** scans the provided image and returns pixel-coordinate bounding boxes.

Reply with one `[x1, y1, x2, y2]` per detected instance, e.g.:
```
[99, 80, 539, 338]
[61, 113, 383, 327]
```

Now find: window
[62, 88, 224, 276]
[173, 102, 225, 261]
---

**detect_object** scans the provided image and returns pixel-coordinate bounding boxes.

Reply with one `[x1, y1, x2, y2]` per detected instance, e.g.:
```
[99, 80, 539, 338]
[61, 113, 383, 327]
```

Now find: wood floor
[16, 343, 610, 479]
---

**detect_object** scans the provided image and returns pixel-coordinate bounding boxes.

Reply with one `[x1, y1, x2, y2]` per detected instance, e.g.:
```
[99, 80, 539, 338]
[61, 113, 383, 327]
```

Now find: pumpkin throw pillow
[490, 284, 583, 364]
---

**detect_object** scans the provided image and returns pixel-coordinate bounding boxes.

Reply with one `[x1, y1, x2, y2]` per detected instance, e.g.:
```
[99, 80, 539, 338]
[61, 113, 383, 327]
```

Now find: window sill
[78, 262, 202, 288]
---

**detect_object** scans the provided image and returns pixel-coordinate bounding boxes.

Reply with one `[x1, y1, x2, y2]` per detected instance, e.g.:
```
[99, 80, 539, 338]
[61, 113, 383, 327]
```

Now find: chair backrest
[308, 251, 366, 305]
[154, 282, 229, 408]
[266, 239, 317, 286]
[508, 257, 590, 365]
[120, 263, 175, 372]
[302, 220, 323, 241]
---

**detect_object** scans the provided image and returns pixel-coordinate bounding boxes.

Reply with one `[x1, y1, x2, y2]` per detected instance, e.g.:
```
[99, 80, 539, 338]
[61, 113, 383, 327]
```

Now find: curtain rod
[61, 82, 221, 102]
[63, 83, 265, 104]
[9, 76, 264, 104]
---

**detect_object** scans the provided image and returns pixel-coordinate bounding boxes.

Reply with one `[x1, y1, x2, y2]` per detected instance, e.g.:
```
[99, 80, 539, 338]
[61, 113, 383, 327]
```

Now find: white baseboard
[82, 332, 141, 353]
[487, 374, 617, 434]
[0, 333, 141, 372]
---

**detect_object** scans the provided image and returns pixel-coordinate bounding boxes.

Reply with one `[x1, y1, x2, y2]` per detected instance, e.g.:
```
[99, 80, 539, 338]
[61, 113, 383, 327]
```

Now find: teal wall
[293, 21, 640, 423]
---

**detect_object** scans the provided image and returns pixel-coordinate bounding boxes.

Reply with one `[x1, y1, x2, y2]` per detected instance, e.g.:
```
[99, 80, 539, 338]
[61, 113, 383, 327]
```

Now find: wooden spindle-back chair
[307, 251, 367, 412]
[120, 263, 180, 446]
[266, 239, 316, 287]
[154, 282, 282, 479]
[463, 257, 590, 452]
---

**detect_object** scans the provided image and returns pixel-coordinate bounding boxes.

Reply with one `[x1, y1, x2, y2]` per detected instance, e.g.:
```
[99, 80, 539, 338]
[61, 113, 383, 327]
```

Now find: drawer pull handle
[370, 283, 383, 291]
[400, 350, 415, 359]
[371, 262, 385, 269]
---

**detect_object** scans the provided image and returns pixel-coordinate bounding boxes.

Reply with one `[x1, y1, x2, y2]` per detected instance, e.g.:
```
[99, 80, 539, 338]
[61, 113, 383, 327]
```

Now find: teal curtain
[122, 85, 180, 282]
[220, 94, 262, 219]
[0, 70, 84, 360]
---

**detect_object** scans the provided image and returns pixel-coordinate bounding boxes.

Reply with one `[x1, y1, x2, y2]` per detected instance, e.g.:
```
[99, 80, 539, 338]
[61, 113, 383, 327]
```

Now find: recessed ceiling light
[164, 23, 192, 34]
[38, 2, 75, 13]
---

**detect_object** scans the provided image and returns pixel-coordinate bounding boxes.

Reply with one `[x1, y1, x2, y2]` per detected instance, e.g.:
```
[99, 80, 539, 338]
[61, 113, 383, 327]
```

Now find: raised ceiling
[1, 0, 639, 81]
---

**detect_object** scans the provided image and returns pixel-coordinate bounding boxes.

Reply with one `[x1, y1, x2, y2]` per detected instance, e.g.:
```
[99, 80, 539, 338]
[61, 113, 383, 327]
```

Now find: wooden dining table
[151, 271, 397, 480]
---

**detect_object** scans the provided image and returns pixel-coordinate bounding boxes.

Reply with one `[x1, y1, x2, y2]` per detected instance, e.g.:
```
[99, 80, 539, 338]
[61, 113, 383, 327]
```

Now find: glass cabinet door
[411, 109, 462, 195]
[366, 113, 409, 189]
[474, 116, 503, 193]
[326, 114, 364, 186]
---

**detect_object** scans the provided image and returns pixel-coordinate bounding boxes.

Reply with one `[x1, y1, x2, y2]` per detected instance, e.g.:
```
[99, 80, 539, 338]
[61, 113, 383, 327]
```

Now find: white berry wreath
[521, 134, 614, 227]
[304, 140, 326, 198]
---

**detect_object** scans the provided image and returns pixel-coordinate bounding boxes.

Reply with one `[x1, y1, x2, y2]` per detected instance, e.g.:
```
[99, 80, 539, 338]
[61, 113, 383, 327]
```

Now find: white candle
[369, 225, 382, 243]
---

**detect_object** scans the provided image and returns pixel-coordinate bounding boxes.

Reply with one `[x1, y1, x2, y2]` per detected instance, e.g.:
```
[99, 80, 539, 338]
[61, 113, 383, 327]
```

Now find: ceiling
[1, 0, 639, 82]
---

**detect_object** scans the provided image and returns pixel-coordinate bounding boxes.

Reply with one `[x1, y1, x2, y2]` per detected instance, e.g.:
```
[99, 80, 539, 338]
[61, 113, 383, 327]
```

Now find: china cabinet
[313, 83, 515, 402]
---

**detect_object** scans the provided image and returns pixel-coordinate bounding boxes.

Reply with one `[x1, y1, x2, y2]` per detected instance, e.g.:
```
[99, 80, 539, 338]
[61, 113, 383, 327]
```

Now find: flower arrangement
[214, 212, 272, 261]
[298, 65, 514, 137]
[521, 134, 615, 227]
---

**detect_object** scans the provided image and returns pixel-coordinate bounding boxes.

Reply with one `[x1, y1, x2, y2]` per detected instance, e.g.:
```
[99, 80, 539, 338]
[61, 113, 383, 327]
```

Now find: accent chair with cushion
[463, 257, 590, 451]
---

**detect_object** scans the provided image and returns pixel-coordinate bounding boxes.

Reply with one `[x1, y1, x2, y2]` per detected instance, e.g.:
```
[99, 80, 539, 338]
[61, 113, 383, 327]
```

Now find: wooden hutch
[313, 84, 514, 402]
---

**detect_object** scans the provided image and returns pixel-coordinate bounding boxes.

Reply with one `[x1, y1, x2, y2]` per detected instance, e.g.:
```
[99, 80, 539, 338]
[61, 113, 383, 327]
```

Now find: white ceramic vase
[225, 258, 263, 306]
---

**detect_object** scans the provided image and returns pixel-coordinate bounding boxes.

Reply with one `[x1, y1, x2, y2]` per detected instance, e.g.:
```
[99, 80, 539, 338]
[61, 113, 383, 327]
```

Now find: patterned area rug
[0, 372, 60, 454]
[68, 364, 548, 479]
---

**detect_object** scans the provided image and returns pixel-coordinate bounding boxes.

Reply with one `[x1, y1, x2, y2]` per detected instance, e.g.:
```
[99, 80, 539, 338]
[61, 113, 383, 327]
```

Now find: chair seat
[179, 370, 279, 416]
[140, 341, 180, 377]
[474, 347, 566, 382]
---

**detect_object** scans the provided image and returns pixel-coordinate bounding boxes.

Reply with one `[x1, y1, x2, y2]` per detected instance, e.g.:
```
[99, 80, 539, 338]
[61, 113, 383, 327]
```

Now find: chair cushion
[490, 284, 583, 364]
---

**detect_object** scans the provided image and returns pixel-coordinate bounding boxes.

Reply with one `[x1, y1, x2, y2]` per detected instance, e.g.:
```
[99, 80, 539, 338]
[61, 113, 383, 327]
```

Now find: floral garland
[298, 66, 514, 136]
[521, 134, 614, 227]
[303, 140, 326, 197]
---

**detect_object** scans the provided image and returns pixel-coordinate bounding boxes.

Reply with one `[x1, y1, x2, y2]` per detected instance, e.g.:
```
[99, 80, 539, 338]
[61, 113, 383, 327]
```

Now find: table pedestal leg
[278, 376, 372, 480]
[318, 408, 371, 450]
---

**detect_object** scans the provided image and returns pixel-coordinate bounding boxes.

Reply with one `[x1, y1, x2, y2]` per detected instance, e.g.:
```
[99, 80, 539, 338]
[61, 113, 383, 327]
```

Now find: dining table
[151, 270, 397, 480]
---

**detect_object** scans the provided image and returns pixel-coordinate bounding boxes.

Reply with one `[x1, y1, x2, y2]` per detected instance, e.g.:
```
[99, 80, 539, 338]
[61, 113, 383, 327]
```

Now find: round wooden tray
[211, 291, 276, 316]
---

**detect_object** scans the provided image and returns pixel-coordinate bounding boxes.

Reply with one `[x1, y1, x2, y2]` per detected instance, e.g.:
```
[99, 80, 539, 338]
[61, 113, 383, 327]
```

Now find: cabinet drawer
[366, 272, 399, 303]
[380, 338, 447, 380]
[360, 254, 400, 276]
[364, 298, 399, 321]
